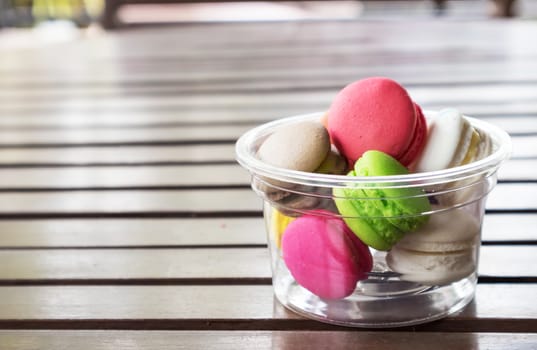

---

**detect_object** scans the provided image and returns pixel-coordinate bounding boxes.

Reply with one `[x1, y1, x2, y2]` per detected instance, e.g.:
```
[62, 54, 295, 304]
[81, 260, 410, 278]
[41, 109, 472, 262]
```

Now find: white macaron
[415, 108, 489, 172]
[386, 209, 481, 285]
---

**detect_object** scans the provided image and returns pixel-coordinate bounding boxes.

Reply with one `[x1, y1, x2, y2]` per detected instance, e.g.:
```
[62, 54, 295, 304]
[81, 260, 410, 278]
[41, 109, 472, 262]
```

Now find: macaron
[333, 150, 431, 251]
[315, 148, 348, 175]
[282, 210, 373, 299]
[257, 121, 330, 172]
[328, 77, 427, 167]
[415, 108, 492, 172]
[254, 120, 347, 213]
[270, 208, 295, 248]
[386, 209, 480, 285]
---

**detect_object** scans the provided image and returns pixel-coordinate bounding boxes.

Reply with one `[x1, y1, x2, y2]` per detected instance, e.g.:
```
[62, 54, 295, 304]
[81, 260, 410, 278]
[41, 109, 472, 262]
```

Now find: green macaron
[333, 150, 431, 251]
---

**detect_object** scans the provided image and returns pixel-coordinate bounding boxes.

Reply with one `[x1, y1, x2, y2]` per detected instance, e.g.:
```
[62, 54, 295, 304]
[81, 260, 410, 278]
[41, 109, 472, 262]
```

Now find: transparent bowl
[235, 111, 511, 328]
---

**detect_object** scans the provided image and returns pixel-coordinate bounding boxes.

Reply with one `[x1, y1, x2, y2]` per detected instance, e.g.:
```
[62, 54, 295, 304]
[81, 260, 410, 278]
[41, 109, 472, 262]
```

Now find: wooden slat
[0, 120, 533, 146]
[1, 89, 536, 117]
[0, 218, 267, 247]
[0, 125, 252, 145]
[507, 136, 537, 159]
[0, 246, 532, 282]
[0, 165, 251, 189]
[482, 214, 537, 242]
[479, 246, 537, 278]
[1, 31, 536, 76]
[1, 330, 536, 350]
[3, 49, 537, 82]
[0, 20, 535, 51]
[487, 183, 537, 210]
[0, 159, 533, 189]
[0, 183, 534, 215]
[0, 91, 337, 111]
[0, 153, 532, 179]
[497, 159, 537, 181]
[478, 116, 537, 134]
[23, 102, 534, 125]
[2, 80, 537, 103]
[0, 83, 537, 107]
[2, 59, 537, 86]
[0, 248, 271, 281]
[0, 115, 535, 135]
[0, 189, 260, 215]
[3, 27, 537, 65]
[2, 63, 537, 92]
[0, 284, 535, 331]
[0, 104, 535, 128]
[0, 129, 531, 169]
[0, 213, 532, 248]
[0, 16, 535, 343]
[0, 110, 285, 127]
[0, 145, 236, 165]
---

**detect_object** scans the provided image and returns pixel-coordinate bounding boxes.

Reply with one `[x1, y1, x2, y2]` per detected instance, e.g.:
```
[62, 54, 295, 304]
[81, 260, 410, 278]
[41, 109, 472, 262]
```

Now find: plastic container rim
[235, 111, 512, 188]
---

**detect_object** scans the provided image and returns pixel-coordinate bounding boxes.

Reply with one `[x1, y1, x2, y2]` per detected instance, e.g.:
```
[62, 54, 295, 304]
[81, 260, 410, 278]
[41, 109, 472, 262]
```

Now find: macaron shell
[281, 210, 372, 299]
[386, 246, 476, 285]
[315, 148, 348, 175]
[333, 151, 431, 251]
[386, 209, 480, 285]
[472, 128, 493, 163]
[449, 116, 475, 168]
[346, 224, 374, 275]
[415, 109, 458, 171]
[395, 209, 480, 252]
[415, 108, 473, 172]
[334, 184, 404, 251]
[354, 151, 431, 231]
[328, 77, 418, 165]
[257, 121, 330, 172]
[459, 129, 481, 166]
[270, 208, 295, 249]
[399, 103, 427, 168]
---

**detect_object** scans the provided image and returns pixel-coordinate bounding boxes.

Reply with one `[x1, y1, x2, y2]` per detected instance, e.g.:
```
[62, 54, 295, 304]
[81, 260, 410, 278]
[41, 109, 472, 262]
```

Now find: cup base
[273, 269, 477, 328]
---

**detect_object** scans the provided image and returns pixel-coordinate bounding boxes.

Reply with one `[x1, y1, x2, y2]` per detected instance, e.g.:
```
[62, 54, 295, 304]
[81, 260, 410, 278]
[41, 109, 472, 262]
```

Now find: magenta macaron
[281, 210, 373, 299]
[328, 77, 427, 167]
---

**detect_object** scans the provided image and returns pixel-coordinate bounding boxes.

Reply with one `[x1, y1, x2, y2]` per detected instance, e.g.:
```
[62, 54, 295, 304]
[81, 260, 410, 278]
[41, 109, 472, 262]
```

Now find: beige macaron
[257, 121, 330, 172]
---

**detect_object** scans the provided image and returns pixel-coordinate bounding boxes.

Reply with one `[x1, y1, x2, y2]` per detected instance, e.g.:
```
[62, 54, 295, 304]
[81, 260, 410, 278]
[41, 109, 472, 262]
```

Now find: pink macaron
[328, 77, 427, 167]
[281, 210, 373, 299]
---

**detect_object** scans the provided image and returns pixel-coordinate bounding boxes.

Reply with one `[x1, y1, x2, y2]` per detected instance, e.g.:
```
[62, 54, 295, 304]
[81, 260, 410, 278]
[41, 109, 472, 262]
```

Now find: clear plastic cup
[235, 111, 511, 327]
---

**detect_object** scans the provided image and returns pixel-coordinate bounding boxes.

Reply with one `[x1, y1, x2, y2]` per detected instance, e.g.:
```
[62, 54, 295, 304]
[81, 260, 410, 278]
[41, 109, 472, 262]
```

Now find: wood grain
[482, 214, 537, 242]
[0, 218, 267, 247]
[0, 246, 532, 282]
[1, 94, 536, 123]
[0, 284, 535, 331]
[0, 189, 261, 215]
[0, 106, 535, 127]
[0, 160, 533, 189]
[0, 165, 250, 188]
[2, 84, 537, 106]
[0, 213, 532, 248]
[0, 145, 236, 165]
[0, 248, 273, 281]
[1, 14, 536, 345]
[1, 330, 536, 350]
[0, 125, 252, 145]
[0, 183, 534, 215]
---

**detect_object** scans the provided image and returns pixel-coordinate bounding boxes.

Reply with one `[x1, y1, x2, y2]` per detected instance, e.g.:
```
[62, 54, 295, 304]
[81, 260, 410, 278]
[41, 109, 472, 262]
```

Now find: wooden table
[0, 18, 536, 349]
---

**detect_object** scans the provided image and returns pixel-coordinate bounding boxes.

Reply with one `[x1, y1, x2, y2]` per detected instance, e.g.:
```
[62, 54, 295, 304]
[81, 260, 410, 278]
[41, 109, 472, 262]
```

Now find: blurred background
[1, 0, 537, 34]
